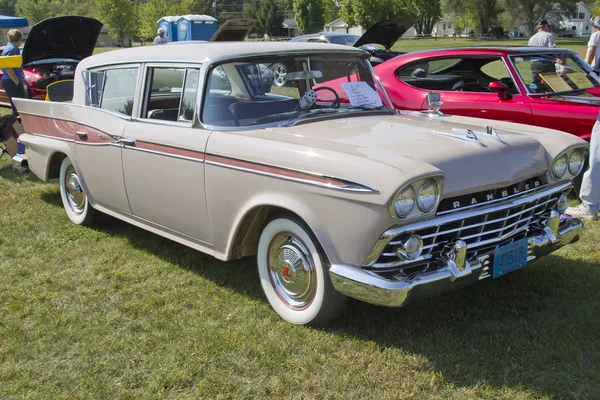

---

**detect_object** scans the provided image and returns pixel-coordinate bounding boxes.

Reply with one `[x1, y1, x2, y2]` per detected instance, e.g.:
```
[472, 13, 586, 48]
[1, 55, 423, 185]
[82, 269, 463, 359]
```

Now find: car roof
[78, 41, 366, 69]
[404, 46, 578, 57]
[292, 32, 359, 40]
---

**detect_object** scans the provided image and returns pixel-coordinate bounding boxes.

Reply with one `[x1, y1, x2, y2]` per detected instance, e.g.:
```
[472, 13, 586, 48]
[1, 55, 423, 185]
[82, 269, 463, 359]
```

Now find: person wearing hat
[586, 17, 600, 73]
[153, 27, 169, 45]
[528, 19, 555, 47]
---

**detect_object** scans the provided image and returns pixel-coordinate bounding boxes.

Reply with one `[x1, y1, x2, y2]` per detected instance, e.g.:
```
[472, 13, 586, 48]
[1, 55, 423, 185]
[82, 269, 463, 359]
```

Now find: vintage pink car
[374, 47, 600, 140]
[12, 42, 587, 325]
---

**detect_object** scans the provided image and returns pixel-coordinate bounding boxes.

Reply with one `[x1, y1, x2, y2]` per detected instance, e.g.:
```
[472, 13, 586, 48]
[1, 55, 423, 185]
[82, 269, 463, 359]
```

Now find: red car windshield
[510, 53, 600, 94]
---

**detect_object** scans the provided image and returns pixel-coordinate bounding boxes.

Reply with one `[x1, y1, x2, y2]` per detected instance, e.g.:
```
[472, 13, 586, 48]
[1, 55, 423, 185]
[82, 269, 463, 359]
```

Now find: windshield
[510, 53, 600, 94]
[201, 54, 394, 128]
[328, 35, 360, 46]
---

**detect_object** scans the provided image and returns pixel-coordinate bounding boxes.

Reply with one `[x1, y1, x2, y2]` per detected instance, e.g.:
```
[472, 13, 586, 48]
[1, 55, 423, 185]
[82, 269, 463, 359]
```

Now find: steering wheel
[313, 87, 340, 109]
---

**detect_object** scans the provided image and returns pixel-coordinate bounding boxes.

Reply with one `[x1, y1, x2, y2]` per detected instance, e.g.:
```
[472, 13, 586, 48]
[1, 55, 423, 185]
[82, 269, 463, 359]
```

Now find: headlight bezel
[389, 176, 444, 220]
[551, 146, 588, 181]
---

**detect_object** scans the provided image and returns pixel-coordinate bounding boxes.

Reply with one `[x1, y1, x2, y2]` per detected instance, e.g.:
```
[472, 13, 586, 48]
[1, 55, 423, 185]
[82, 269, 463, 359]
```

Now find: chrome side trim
[123, 145, 205, 163]
[205, 158, 378, 193]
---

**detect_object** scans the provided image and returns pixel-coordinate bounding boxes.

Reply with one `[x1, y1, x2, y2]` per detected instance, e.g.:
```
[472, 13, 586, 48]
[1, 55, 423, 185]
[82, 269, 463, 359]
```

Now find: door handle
[118, 137, 135, 146]
[75, 131, 87, 138]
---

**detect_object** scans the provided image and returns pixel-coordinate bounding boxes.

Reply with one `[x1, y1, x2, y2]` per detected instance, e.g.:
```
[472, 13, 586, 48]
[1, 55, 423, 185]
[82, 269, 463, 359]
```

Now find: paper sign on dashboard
[340, 82, 383, 107]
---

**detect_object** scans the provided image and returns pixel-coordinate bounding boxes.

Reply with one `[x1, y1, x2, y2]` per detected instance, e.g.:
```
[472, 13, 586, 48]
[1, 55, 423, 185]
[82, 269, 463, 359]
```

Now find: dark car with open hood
[290, 19, 411, 66]
[0, 16, 102, 105]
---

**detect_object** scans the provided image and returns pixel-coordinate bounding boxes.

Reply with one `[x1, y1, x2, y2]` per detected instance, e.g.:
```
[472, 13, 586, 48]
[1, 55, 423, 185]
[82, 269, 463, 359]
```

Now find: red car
[0, 16, 102, 105]
[374, 47, 600, 140]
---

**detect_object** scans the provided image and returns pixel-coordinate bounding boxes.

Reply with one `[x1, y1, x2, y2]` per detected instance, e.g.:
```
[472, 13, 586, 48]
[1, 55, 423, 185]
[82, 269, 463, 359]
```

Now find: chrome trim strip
[30, 133, 74, 143]
[205, 158, 377, 193]
[437, 184, 547, 215]
[76, 141, 121, 147]
[123, 145, 205, 163]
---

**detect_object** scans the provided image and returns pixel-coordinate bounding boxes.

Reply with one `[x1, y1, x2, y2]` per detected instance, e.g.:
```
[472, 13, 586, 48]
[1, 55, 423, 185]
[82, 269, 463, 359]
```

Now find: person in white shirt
[528, 19, 556, 47]
[586, 17, 600, 73]
[153, 28, 169, 45]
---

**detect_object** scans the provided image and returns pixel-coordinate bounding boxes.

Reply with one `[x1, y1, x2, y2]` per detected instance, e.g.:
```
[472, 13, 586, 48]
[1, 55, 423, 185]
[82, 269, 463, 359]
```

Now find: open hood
[210, 19, 256, 42]
[353, 18, 412, 51]
[22, 16, 102, 65]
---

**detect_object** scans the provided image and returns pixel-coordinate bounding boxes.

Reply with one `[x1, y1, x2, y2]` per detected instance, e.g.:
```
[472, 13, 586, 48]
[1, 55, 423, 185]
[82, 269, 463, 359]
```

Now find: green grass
[1, 38, 599, 399]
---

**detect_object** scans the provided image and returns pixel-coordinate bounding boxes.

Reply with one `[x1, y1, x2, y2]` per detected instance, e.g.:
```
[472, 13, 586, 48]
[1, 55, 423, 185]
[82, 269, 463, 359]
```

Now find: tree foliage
[404, 0, 441, 35]
[257, 0, 284, 35]
[93, 0, 136, 46]
[503, 0, 578, 35]
[293, 0, 325, 33]
[442, 0, 503, 34]
[137, 0, 169, 40]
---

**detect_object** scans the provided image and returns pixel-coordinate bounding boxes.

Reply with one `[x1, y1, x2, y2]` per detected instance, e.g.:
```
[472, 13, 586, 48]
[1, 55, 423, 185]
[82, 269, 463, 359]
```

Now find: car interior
[396, 56, 519, 95]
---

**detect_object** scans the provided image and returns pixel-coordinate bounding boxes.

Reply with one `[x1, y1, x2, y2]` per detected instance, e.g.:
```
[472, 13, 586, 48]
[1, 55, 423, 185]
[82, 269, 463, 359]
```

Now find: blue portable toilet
[157, 16, 179, 42]
[176, 15, 218, 41]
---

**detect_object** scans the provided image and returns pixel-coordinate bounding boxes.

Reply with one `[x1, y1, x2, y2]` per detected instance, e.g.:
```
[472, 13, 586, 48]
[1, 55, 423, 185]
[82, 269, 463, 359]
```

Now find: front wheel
[257, 217, 347, 325]
[59, 157, 96, 225]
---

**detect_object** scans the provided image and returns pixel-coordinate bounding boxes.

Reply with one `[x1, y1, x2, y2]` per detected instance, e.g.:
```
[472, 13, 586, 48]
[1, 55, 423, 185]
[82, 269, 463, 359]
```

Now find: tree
[323, 0, 341, 24]
[502, 0, 578, 35]
[169, 0, 213, 16]
[339, 0, 356, 31]
[442, 0, 503, 34]
[339, 0, 409, 28]
[0, 0, 16, 16]
[244, 0, 263, 33]
[93, 0, 136, 46]
[258, 0, 284, 36]
[404, 0, 441, 35]
[15, 0, 55, 24]
[137, 0, 169, 41]
[293, 0, 325, 33]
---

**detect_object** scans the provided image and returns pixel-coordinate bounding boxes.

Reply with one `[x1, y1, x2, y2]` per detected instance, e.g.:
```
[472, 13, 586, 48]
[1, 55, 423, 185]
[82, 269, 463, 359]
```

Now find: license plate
[493, 238, 528, 279]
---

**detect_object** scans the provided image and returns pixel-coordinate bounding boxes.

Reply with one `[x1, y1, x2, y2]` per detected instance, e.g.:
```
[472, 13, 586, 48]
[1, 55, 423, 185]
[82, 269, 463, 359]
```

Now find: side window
[142, 67, 200, 122]
[480, 60, 510, 80]
[101, 67, 139, 116]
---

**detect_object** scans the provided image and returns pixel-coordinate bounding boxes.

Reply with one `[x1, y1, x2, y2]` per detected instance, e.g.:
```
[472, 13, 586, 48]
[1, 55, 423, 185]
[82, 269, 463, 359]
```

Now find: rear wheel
[257, 217, 347, 325]
[59, 157, 96, 225]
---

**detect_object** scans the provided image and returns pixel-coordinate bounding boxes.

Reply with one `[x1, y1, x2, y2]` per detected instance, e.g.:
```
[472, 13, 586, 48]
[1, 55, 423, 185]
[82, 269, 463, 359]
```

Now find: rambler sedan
[13, 42, 587, 325]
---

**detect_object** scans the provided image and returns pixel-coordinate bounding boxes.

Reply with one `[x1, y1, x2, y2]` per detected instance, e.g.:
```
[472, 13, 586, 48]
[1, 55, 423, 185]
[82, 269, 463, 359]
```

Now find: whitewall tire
[257, 217, 347, 325]
[59, 157, 96, 226]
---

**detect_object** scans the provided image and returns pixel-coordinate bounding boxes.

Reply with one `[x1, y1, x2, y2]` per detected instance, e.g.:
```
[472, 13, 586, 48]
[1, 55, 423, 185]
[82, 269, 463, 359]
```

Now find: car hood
[22, 16, 102, 66]
[353, 18, 412, 51]
[210, 18, 256, 42]
[249, 113, 584, 198]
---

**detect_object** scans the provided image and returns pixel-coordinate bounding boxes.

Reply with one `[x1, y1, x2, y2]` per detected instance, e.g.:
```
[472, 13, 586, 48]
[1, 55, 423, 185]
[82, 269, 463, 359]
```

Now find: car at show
[0, 16, 102, 106]
[374, 47, 600, 140]
[12, 42, 587, 325]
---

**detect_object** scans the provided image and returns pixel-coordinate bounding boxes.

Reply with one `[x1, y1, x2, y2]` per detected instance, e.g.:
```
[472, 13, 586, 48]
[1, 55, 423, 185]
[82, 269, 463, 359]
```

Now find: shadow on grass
[38, 191, 600, 397]
[0, 163, 38, 183]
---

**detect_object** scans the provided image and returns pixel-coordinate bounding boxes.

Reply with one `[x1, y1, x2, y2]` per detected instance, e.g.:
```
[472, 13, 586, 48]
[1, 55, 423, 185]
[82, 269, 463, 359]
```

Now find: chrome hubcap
[268, 233, 316, 309]
[272, 64, 287, 87]
[65, 165, 85, 214]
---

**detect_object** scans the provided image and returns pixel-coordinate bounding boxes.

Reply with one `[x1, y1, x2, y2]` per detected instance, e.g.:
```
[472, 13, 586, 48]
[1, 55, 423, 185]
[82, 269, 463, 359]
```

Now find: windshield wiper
[349, 105, 397, 113]
[540, 88, 589, 96]
[279, 109, 340, 127]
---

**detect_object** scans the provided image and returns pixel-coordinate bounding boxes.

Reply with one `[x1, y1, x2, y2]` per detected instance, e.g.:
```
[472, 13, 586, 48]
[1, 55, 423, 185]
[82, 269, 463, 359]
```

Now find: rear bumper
[329, 214, 582, 307]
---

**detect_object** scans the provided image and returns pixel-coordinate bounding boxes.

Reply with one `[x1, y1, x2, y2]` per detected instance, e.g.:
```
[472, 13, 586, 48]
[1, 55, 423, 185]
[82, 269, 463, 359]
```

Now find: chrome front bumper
[329, 213, 583, 308]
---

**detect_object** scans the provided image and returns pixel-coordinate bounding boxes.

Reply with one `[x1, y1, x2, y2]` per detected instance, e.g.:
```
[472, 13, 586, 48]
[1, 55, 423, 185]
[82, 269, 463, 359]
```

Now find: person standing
[567, 114, 600, 220]
[586, 17, 600, 73]
[528, 19, 556, 47]
[153, 28, 169, 45]
[1, 29, 27, 116]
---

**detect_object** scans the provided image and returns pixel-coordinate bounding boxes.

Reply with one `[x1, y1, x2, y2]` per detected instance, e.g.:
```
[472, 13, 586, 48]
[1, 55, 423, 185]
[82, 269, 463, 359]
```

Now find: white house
[559, 1, 593, 37]
[323, 18, 366, 36]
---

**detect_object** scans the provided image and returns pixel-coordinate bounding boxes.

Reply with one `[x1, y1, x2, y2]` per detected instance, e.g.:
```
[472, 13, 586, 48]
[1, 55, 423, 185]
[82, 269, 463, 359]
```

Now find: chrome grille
[370, 184, 569, 276]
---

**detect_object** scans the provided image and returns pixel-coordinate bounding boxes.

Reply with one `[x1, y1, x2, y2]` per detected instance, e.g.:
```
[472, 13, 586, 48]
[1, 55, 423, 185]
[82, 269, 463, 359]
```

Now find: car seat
[45, 80, 75, 102]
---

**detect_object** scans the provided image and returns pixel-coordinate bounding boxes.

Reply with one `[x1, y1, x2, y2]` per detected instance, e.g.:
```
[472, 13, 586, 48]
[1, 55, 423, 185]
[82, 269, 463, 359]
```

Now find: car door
[121, 64, 212, 244]
[398, 57, 533, 124]
[75, 65, 140, 213]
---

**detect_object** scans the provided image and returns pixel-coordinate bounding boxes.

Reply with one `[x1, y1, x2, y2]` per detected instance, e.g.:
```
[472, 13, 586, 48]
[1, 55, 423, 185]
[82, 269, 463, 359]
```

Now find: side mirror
[489, 81, 510, 100]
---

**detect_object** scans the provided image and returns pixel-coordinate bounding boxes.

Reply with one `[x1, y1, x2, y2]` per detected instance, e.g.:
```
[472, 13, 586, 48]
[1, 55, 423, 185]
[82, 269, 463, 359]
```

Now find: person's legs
[568, 117, 600, 220]
[3, 79, 26, 116]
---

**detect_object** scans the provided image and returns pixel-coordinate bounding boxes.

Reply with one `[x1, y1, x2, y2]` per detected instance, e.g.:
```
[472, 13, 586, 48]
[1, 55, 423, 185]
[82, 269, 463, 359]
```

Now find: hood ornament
[433, 128, 484, 146]
[486, 126, 507, 144]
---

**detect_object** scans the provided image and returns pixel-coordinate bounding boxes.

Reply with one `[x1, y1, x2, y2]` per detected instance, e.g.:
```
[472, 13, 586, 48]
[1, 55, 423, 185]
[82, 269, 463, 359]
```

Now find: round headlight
[396, 235, 423, 260]
[552, 154, 568, 179]
[417, 179, 439, 212]
[568, 149, 585, 176]
[393, 186, 415, 218]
